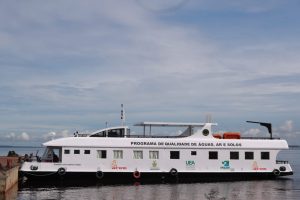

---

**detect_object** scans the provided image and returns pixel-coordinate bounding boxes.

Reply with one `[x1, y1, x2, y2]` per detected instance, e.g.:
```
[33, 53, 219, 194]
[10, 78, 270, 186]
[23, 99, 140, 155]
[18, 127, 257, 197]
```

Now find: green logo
[186, 160, 195, 166]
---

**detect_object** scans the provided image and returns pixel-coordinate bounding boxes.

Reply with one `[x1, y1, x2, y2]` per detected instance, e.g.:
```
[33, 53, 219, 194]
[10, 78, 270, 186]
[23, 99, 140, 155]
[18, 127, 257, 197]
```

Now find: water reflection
[17, 178, 299, 200]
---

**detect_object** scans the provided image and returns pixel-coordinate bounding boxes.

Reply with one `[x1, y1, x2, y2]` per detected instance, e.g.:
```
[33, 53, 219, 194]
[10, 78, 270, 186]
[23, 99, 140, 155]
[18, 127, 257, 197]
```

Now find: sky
[0, 0, 300, 146]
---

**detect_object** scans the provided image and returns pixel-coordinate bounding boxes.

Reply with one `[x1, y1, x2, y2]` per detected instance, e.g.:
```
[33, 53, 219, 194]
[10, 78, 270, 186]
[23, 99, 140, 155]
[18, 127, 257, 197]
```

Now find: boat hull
[20, 171, 293, 184]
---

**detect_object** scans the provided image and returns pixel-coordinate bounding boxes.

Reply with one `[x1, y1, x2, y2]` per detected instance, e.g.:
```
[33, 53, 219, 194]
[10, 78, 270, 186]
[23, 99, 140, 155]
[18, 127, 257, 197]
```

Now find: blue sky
[0, 0, 300, 146]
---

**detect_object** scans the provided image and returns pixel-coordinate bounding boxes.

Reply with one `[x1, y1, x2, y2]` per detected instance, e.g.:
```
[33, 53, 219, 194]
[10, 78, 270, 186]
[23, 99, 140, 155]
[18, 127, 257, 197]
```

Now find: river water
[1, 147, 299, 200]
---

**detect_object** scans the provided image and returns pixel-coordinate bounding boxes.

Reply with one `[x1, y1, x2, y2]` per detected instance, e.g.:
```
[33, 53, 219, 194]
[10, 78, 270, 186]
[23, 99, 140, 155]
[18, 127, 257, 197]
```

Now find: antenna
[205, 113, 212, 123]
[121, 104, 125, 126]
[246, 121, 272, 139]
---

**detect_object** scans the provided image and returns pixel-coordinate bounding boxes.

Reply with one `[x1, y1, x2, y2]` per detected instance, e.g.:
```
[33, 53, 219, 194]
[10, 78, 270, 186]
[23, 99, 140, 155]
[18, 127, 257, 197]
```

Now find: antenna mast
[205, 113, 212, 123]
[121, 104, 125, 126]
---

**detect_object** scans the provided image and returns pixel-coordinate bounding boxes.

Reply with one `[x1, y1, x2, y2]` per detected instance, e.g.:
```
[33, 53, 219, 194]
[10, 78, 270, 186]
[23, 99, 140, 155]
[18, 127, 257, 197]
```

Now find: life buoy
[273, 169, 280, 176]
[133, 170, 141, 179]
[170, 168, 178, 176]
[57, 167, 66, 176]
[30, 165, 38, 170]
[96, 171, 104, 179]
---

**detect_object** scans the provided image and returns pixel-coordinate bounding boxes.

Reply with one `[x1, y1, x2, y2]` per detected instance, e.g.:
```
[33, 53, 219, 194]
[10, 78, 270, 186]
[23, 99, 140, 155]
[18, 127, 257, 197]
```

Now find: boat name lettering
[165, 142, 190, 146]
[130, 141, 242, 147]
[198, 142, 214, 146]
[131, 141, 157, 145]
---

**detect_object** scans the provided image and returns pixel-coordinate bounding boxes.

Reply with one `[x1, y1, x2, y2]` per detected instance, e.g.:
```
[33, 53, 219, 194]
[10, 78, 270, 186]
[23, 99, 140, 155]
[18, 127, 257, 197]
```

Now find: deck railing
[240, 137, 280, 140]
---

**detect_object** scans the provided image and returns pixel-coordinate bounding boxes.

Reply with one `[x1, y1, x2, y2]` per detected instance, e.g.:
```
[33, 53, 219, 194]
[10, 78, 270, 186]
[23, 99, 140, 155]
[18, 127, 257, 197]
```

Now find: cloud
[187, 0, 286, 13]
[4, 132, 30, 141]
[5, 132, 16, 140]
[20, 132, 30, 141]
[243, 128, 261, 137]
[43, 130, 70, 141]
[279, 120, 293, 132]
[136, 0, 190, 12]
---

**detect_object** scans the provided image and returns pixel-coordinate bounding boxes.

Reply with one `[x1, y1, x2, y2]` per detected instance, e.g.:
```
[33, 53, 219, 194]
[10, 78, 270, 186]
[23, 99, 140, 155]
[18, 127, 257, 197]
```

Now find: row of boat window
[64, 149, 270, 160]
[208, 151, 270, 160]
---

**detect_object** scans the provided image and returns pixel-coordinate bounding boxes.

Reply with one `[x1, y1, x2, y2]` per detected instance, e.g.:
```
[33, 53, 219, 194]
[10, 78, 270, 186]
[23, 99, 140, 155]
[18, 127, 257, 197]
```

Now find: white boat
[20, 120, 293, 183]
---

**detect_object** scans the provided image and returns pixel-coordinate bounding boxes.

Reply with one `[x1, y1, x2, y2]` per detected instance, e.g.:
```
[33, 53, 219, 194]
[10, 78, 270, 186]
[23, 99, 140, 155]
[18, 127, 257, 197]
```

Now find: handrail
[241, 137, 281, 140]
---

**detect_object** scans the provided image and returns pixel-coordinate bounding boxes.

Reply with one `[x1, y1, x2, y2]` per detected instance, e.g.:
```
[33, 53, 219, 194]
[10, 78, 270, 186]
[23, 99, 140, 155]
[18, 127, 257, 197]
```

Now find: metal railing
[240, 137, 281, 140]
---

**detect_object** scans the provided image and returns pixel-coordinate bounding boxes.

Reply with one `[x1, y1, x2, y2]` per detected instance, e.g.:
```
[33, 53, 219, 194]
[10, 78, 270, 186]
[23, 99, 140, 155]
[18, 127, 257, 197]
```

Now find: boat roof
[134, 122, 217, 127]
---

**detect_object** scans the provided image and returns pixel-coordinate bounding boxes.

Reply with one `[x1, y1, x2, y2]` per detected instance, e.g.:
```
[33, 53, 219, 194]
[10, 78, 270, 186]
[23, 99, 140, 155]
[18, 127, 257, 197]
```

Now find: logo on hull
[221, 160, 230, 169]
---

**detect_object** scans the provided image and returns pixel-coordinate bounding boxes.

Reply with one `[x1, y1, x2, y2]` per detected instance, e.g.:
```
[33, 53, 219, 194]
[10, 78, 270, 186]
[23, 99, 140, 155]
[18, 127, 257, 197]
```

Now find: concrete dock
[0, 157, 20, 194]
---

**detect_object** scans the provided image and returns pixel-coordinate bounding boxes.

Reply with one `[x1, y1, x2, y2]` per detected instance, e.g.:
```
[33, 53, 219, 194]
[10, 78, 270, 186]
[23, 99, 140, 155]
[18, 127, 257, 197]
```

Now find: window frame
[133, 150, 143, 159]
[149, 151, 159, 159]
[74, 149, 80, 154]
[245, 152, 254, 160]
[97, 150, 107, 159]
[209, 151, 218, 160]
[230, 151, 239, 160]
[113, 150, 123, 159]
[170, 151, 180, 159]
[261, 152, 270, 160]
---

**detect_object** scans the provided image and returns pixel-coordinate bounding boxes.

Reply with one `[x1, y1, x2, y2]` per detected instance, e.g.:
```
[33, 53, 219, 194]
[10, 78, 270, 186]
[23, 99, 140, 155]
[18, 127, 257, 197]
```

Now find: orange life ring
[133, 170, 141, 179]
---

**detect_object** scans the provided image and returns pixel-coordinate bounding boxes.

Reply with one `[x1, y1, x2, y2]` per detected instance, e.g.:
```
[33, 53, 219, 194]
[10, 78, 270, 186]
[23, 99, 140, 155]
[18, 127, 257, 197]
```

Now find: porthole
[202, 129, 209, 136]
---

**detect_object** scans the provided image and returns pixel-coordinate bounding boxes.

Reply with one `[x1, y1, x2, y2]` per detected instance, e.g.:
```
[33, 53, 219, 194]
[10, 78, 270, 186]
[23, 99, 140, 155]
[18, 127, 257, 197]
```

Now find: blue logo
[221, 160, 230, 169]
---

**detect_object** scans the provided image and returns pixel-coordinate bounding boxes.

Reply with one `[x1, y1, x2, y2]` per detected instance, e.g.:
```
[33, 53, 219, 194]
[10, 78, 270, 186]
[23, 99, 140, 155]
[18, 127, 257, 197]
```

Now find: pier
[0, 157, 20, 195]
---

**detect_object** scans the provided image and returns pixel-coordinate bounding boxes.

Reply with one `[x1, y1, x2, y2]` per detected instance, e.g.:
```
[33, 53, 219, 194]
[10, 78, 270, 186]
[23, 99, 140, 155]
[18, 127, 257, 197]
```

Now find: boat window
[113, 150, 123, 159]
[261, 152, 270, 160]
[170, 151, 180, 159]
[191, 151, 197, 156]
[97, 150, 107, 159]
[108, 129, 124, 137]
[133, 150, 143, 159]
[245, 152, 254, 160]
[42, 147, 61, 163]
[209, 151, 218, 159]
[74, 150, 80, 154]
[84, 150, 90, 154]
[90, 128, 126, 137]
[64, 149, 70, 154]
[230, 152, 239, 160]
[149, 151, 159, 159]
[90, 131, 106, 137]
[127, 128, 130, 136]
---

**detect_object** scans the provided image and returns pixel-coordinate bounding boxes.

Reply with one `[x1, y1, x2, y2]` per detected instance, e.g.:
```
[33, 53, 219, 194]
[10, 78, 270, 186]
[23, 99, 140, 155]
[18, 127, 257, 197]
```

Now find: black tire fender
[96, 171, 104, 179]
[273, 169, 280, 176]
[170, 168, 178, 176]
[57, 167, 66, 176]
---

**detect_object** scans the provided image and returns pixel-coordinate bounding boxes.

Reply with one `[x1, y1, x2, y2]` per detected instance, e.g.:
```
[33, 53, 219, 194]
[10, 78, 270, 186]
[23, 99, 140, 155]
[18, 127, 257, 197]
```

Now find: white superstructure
[20, 121, 293, 183]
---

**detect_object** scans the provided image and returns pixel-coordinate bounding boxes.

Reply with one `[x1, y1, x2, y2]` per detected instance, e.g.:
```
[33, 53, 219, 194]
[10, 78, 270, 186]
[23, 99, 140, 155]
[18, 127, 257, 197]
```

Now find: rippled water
[1, 147, 300, 200]
[16, 180, 300, 200]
